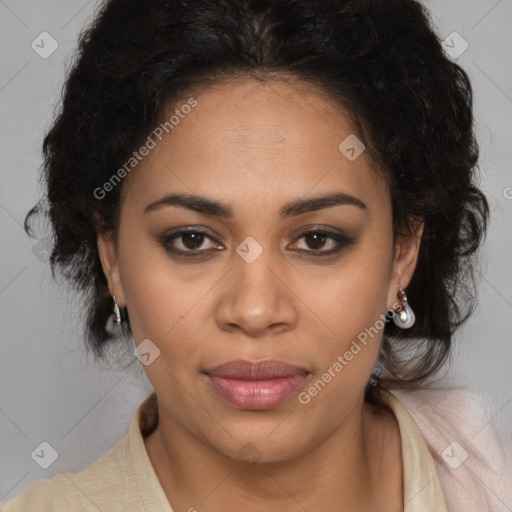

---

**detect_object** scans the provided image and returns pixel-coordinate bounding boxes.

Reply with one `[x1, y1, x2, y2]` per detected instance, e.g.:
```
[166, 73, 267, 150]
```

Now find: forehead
[121, 78, 389, 216]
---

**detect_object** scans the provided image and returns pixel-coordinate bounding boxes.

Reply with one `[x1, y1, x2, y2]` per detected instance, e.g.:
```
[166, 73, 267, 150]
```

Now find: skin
[98, 77, 423, 512]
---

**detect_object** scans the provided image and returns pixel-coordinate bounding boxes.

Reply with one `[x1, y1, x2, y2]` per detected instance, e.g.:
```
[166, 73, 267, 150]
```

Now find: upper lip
[206, 359, 309, 380]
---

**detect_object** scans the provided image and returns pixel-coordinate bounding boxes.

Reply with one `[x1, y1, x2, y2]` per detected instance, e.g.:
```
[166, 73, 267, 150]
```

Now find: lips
[206, 359, 309, 379]
[205, 359, 309, 409]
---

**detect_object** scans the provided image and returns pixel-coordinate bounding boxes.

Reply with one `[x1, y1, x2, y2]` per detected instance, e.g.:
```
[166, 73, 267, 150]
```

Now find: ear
[387, 221, 424, 309]
[97, 232, 125, 306]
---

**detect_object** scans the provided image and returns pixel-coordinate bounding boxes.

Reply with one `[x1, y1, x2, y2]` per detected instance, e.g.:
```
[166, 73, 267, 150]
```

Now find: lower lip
[206, 374, 308, 409]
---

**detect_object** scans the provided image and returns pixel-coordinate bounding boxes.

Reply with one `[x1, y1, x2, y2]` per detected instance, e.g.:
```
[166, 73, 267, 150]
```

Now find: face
[98, 78, 421, 463]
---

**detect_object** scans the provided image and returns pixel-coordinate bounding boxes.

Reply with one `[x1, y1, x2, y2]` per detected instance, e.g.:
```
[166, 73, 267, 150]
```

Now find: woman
[2, 0, 510, 510]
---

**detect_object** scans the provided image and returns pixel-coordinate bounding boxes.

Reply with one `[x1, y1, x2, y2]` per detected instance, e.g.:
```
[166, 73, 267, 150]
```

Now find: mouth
[204, 359, 310, 410]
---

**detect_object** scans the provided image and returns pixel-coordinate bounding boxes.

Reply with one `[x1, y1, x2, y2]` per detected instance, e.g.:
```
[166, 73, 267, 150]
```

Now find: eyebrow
[144, 192, 367, 220]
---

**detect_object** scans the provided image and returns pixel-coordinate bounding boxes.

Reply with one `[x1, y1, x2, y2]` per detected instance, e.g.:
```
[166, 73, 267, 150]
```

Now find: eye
[159, 227, 354, 258]
[289, 229, 354, 256]
[161, 228, 222, 256]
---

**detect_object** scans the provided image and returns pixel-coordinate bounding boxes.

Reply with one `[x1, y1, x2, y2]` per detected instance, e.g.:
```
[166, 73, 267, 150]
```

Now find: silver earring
[392, 286, 415, 329]
[112, 295, 121, 325]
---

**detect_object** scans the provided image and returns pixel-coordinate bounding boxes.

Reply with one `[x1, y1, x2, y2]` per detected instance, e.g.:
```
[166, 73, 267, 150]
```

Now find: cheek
[117, 232, 217, 370]
[310, 239, 392, 327]
[301, 234, 393, 376]
[295, 271, 391, 420]
[115, 226, 174, 334]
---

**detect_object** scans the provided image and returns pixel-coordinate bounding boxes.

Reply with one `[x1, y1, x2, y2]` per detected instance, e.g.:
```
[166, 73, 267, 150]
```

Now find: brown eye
[303, 232, 328, 250]
[289, 229, 355, 256]
[181, 232, 206, 250]
[161, 228, 222, 256]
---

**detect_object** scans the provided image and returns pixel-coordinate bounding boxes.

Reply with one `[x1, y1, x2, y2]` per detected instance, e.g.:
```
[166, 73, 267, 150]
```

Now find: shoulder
[389, 385, 512, 512]
[1, 434, 131, 512]
[1, 478, 54, 512]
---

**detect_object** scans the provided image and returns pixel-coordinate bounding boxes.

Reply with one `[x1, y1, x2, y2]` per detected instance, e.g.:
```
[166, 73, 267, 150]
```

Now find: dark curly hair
[25, 0, 489, 398]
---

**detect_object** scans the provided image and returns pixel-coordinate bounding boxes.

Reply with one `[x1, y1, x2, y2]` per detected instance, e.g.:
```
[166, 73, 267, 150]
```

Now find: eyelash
[160, 227, 354, 258]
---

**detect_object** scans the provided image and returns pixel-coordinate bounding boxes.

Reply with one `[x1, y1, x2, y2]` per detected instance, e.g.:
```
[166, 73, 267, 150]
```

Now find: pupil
[306, 233, 326, 250]
[183, 232, 204, 249]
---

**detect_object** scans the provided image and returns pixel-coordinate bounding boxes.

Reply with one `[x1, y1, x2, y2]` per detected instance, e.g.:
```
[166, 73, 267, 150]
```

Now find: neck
[144, 396, 401, 512]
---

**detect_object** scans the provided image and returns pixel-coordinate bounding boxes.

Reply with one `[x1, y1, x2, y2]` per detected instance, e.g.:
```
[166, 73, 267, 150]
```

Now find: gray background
[1, 0, 511, 504]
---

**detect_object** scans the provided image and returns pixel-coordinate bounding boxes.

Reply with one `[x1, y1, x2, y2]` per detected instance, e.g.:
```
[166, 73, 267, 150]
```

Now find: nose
[214, 246, 298, 338]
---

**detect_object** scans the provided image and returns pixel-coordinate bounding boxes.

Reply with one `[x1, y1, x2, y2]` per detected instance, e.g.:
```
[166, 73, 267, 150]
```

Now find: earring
[392, 286, 415, 329]
[112, 295, 121, 325]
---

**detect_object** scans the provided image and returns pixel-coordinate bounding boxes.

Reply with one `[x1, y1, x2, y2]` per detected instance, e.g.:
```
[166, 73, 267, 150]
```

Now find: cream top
[1, 389, 450, 511]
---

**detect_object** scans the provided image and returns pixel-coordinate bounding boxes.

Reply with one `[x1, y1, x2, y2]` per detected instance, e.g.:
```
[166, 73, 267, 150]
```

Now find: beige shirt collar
[129, 389, 448, 512]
